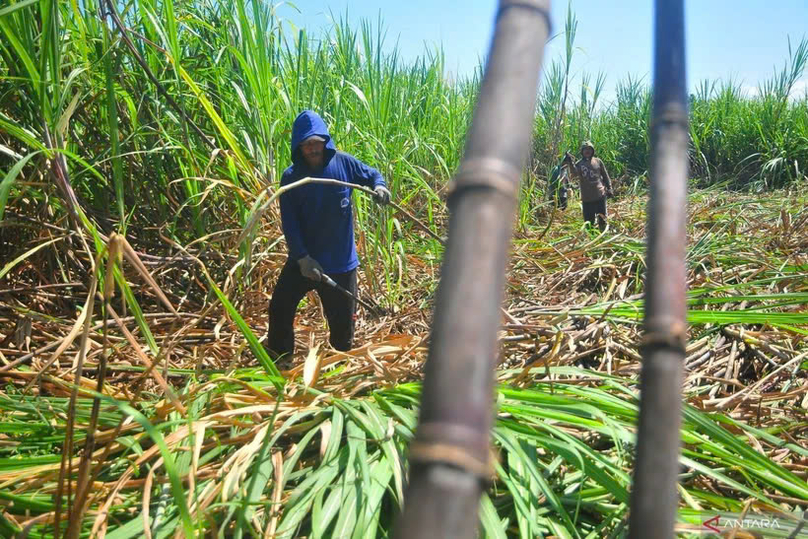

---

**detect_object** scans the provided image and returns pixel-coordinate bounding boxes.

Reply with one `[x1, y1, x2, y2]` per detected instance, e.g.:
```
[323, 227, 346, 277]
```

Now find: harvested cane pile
[0, 188, 806, 537]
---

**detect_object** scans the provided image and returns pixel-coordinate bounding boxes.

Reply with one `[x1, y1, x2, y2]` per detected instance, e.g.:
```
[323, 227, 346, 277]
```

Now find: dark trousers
[267, 258, 357, 359]
[582, 197, 607, 231]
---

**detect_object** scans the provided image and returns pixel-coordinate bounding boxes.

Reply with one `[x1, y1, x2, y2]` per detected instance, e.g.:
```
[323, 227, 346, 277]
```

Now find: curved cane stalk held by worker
[238, 175, 446, 248]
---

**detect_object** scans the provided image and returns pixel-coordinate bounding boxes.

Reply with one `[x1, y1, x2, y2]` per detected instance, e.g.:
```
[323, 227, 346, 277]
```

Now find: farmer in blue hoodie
[267, 110, 391, 360]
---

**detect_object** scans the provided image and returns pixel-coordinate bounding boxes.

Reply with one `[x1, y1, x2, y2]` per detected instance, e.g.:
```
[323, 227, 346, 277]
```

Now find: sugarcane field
[1, 0, 808, 537]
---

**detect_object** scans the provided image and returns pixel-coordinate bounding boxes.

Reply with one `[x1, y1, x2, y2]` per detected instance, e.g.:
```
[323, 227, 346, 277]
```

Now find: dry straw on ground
[0, 189, 806, 536]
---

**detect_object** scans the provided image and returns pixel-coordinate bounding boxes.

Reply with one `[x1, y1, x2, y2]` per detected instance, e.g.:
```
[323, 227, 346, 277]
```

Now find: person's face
[583, 147, 594, 159]
[300, 139, 325, 168]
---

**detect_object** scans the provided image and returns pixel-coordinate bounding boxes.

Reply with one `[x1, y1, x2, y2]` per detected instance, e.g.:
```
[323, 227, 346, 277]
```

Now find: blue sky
[277, 0, 808, 104]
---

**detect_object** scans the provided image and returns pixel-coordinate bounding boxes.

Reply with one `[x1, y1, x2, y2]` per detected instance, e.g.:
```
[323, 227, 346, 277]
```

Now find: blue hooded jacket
[279, 110, 386, 274]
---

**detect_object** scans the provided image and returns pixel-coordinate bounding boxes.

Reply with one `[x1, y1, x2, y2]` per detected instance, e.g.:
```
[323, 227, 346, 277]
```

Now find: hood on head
[291, 110, 337, 165]
[580, 140, 595, 156]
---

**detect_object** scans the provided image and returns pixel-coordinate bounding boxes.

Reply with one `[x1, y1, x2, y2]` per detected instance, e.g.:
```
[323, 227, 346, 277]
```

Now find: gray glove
[373, 185, 391, 205]
[297, 255, 323, 281]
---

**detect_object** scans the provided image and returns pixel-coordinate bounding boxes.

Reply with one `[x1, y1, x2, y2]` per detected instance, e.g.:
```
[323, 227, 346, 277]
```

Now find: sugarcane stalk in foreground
[629, 0, 689, 537]
[393, 1, 552, 537]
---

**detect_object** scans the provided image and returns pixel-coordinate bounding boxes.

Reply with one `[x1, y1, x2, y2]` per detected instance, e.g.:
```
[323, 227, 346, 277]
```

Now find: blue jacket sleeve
[344, 153, 386, 190]
[278, 173, 308, 260]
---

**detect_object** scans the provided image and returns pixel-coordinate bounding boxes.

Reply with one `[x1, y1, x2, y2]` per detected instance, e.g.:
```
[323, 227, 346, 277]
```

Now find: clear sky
[276, 0, 808, 104]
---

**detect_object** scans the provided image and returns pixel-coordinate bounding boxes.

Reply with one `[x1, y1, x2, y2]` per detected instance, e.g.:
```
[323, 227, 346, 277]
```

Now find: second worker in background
[567, 141, 613, 231]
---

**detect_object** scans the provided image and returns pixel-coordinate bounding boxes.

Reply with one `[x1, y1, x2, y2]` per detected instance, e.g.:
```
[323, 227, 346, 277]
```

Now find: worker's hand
[606, 189, 614, 199]
[373, 186, 391, 205]
[565, 151, 576, 163]
[297, 255, 323, 281]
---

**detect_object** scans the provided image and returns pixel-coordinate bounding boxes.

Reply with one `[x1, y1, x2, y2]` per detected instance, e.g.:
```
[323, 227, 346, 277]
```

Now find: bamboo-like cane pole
[629, 1, 689, 537]
[393, 1, 551, 537]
